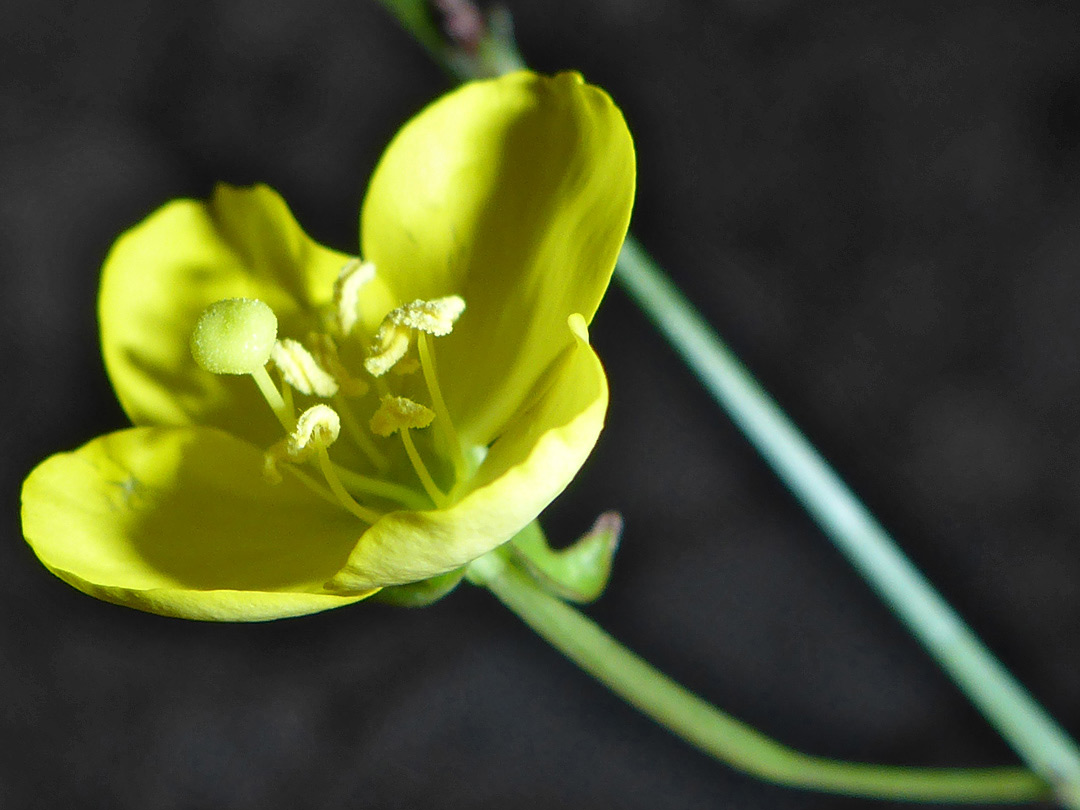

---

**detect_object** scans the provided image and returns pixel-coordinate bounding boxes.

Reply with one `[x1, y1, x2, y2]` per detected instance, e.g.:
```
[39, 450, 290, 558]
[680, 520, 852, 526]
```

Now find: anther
[333, 258, 376, 336]
[288, 403, 341, 456]
[364, 322, 411, 377]
[369, 395, 446, 508]
[190, 298, 277, 375]
[388, 296, 466, 336]
[364, 295, 466, 377]
[369, 395, 435, 437]
[264, 404, 381, 524]
[271, 339, 339, 398]
[264, 404, 341, 474]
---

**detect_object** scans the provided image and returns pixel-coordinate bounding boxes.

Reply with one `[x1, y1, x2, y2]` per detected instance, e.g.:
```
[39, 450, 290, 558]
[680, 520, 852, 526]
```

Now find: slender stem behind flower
[381, 1, 1080, 803]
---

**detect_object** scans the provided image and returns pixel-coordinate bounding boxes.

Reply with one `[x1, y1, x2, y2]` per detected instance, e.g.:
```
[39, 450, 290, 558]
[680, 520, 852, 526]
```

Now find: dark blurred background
[4, 1, 1080, 808]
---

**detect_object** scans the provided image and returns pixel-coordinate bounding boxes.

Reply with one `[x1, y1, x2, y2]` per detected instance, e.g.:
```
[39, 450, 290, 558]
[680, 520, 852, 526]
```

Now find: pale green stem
[615, 235, 1080, 806]
[466, 550, 1047, 804]
[377, 1, 1073, 802]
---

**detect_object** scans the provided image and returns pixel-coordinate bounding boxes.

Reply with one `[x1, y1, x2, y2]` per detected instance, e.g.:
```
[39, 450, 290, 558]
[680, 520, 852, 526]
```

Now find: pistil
[189, 298, 385, 525]
[251, 365, 294, 431]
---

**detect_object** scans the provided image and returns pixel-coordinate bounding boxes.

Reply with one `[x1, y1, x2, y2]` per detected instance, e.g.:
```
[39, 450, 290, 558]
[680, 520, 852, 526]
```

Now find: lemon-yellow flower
[20, 71, 635, 620]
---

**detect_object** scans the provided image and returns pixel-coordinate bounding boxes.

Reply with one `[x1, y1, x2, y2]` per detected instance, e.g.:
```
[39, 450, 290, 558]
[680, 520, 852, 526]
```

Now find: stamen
[271, 339, 339, 398]
[262, 449, 344, 510]
[363, 295, 466, 377]
[400, 428, 448, 508]
[267, 404, 382, 524]
[369, 395, 446, 507]
[287, 404, 341, 457]
[369, 395, 435, 437]
[418, 332, 467, 479]
[316, 446, 382, 524]
[333, 258, 376, 336]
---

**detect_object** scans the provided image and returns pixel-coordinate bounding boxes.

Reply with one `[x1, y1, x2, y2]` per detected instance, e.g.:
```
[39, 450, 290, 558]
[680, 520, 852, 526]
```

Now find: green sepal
[509, 515, 622, 604]
[372, 567, 467, 608]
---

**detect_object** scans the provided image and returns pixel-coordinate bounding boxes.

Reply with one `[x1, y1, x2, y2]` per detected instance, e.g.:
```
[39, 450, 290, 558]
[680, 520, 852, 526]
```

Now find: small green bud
[190, 298, 278, 375]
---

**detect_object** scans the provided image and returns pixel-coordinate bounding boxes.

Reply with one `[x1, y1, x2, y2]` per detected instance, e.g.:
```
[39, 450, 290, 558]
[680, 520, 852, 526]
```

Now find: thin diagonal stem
[378, 2, 1076, 802]
[615, 235, 1080, 806]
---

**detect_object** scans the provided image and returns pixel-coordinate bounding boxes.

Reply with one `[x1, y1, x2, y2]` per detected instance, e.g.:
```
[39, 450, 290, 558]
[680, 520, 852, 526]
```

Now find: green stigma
[190, 298, 278, 375]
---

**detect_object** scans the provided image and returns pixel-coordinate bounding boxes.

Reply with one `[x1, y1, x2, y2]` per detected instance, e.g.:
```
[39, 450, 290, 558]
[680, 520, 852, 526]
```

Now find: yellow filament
[418, 332, 467, 480]
[333, 393, 390, 473]
[316, 447, 382, 524]
[250, 365, 294, 431]
[400, 428, 448, 508]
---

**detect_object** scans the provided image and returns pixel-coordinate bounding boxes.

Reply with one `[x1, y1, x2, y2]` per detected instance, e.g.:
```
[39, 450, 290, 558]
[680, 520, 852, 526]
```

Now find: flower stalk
[466, 545, 1048, 804]
[380, 0, 1080, 804]
[614, 236, 1080, 806]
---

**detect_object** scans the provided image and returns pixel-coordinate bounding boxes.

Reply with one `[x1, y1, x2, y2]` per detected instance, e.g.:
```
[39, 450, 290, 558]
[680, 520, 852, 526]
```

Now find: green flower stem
[615, 235, 1080, 806]
[376, 1, 1076, 802]
[466, 550, 1048, 803]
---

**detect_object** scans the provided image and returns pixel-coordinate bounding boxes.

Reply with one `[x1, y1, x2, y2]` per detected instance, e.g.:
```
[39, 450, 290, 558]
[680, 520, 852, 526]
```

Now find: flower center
[189, 260, 468, 525]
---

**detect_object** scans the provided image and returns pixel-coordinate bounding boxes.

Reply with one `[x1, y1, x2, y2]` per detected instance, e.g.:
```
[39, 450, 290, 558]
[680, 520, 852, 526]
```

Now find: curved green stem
[466, 550, 1048, 803]
[378, 1, 1077, 803]
[615, 236, 1080, 806]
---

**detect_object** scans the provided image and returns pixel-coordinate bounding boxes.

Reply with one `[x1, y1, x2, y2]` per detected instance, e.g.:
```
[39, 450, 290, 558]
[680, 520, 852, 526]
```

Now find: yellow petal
[328, 314, 607, 590]
[99, 183, 393, 446]
[21, 426, 375, 621]
[361, 71, 634, 445]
